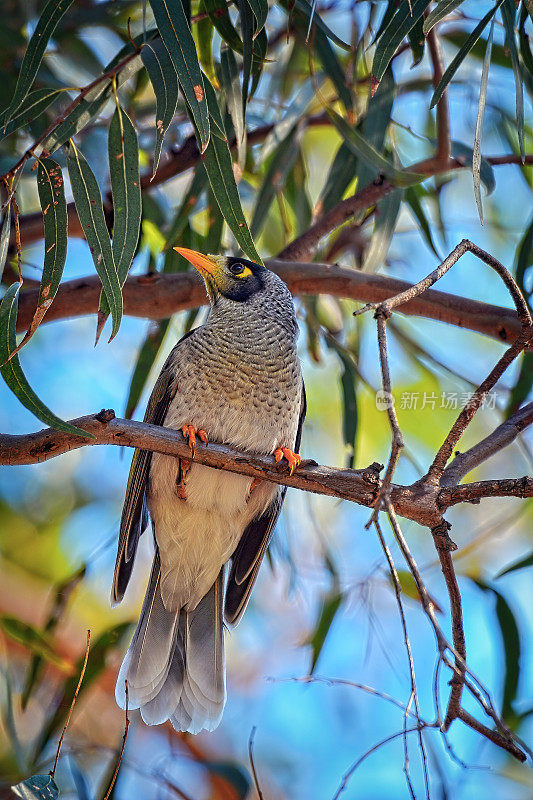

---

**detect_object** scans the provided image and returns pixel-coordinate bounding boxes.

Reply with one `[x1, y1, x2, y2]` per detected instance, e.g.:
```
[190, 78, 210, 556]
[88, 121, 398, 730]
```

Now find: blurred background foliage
[0, 0, 532, 798]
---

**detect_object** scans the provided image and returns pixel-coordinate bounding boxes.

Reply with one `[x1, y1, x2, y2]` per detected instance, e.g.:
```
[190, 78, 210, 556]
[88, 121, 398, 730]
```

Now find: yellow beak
[173, 247, 218, 275]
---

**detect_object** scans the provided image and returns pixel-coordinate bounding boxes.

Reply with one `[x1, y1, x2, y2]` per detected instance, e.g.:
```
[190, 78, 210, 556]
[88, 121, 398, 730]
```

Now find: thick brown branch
[14, 261, 524, 345]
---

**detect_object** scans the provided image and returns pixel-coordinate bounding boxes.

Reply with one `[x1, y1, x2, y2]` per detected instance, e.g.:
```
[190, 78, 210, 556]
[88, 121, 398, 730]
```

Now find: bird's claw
[176, 458, 191, 500]
[181, 424, 208, 454]
[274, 447, 301, 476]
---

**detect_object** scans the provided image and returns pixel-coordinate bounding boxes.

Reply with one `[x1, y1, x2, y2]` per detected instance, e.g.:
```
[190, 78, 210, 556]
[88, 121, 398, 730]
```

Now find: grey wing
[224, 383, 306, 626]
[111, 332, 193, 605]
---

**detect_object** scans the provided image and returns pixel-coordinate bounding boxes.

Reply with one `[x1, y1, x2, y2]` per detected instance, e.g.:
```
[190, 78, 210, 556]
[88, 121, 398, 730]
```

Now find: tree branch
[440, 402, 533, 486]
[14, 260, 524, 345]
[426, 25, 451, 167]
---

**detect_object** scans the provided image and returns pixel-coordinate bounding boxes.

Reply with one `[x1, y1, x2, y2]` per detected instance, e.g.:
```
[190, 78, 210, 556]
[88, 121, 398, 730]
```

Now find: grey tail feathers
[116, 550, 226, 734]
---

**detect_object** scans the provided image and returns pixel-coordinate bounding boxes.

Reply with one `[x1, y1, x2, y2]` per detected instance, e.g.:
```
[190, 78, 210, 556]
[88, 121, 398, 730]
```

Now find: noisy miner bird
[112, 248, 305, 734]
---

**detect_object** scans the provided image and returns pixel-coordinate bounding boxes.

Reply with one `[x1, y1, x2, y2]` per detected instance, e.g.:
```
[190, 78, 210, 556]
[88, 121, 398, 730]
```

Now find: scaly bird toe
[274, 447, 301, 476]
[181, 425, 208, 454]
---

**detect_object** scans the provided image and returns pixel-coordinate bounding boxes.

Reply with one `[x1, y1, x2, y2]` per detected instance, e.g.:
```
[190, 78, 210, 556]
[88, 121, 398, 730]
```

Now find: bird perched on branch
[112, 248, 305, 734]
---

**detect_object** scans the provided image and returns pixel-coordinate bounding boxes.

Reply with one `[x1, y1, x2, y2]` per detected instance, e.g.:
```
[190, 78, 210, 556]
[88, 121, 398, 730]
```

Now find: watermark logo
[375, 390, 395, 410]
[374, 390, 500, 411]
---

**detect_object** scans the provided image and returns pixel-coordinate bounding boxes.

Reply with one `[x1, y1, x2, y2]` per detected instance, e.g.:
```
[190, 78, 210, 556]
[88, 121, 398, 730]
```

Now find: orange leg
[176, 458, 191, 500]
[181, 424, 208, 455]
[247, 477, 263, 501]
[274, 447, 301, 476]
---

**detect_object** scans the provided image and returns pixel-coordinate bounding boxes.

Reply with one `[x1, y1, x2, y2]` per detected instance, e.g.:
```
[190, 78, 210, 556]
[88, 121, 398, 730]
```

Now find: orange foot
[274, 447, 301, 476]
[176, 458, 191, 500]
[181, 424, 208, 455]
[247, 476, 263, 502]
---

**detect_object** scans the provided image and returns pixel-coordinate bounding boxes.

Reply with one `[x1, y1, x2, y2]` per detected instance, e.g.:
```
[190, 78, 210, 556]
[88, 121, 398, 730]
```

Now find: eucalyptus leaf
[0, 284, 92, 437]
[149, 0, 210, 152]
[0, 88, 63, 137]
[327, 107, 423, 187]
[0, 205, 11, 283]
[372, 0, 429, 82]
[430, 1, 504, 108]
[423, 0, 466, 34]
[1, 0, 74, 121]
[67, 141, 122, 339]
[141, 39, 180, 177]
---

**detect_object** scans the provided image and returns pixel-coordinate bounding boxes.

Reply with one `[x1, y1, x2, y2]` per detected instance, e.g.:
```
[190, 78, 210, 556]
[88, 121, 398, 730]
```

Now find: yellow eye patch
[237, 266, 253, 278]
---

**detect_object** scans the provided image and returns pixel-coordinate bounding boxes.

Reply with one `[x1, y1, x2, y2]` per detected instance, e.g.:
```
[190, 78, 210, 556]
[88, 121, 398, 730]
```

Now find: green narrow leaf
[201, 0, 243, 52]
[327, 106, 423, 187]
[125, 319, 170, 419]
[149, 0, 210, 152]
[423, 0, 466, 34]
[42, 30, 156, 154]
[251, 130, 301, 238]
[96, 106, 141, 340]
[317, 142, 358, 215]
[474, 580, 521, 721]
[473, 18, 494, 225]
[502, 0, 525, 163]
[430, 1, 504, 108]
[221, 44, 246, 166]
[407, 13, 425, 67]
[518, 2, 533, 78]
[67, 141, 122, 340]
[250, 26, 268, 97]
[315, 29, 353, 112]
[0, 616, 71, 671]
[496, 551, 533, 578]
[246, 0, 268, 34]
[164, 163, 209, 247]
[0, 88, 63, 137]
[0, 204, 11, 283]
[109, 107, 141, 282]
[239, 0, 254, 118]
[285, 150, 313, 233]
[372, 0, 429, 82]
[287, 0, 351, 50]
[141, 39, 180, 177]
[361, 188, 403, 273]
[1, 0, 75, 121]
[201, 77, 262, 262]
[0, 284, 91, 437]
[372, 0, 398, 45]
[327, 335, 359, 467]
[356, 66, 396, 190]
[7, 157, 70, 354]
[22, 565, 86, 710]
[204, 184, 225, 253]
[11, 774, 59, 800]
[196, 16, 217, 85]
[405, 186, 441, 258]
[307, 590, 344, 673]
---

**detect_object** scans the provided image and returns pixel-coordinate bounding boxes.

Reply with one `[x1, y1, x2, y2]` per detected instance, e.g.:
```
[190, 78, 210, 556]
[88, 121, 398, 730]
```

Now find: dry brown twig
[50, 630, 91, 779]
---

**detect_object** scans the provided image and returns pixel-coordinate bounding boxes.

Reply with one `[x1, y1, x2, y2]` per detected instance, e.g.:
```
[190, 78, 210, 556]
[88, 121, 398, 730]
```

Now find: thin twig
[103, 681, 130, 800]
[440, 402, 533, 486]
[50, 630, 90, 779]
[248, 727, 264, 800]
[427, 25, 451, 166]
[367, 312, 404, 526]
[373, 517, 429, 800]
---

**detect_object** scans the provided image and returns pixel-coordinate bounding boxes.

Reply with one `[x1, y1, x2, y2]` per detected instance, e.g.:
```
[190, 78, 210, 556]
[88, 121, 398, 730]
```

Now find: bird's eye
[228, 262, 244, 275]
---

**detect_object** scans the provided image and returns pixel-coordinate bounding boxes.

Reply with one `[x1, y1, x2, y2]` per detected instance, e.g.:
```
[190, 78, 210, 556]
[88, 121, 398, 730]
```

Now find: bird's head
[174, 247, 266, 303]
